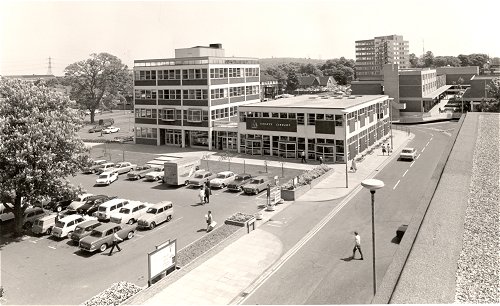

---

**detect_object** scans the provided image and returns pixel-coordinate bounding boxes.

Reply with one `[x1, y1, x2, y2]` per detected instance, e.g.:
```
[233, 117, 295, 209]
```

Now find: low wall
[281, 169, 333, 201]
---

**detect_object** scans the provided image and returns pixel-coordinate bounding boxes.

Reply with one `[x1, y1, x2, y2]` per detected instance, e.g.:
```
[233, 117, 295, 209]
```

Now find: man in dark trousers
[266, 183, 271, 206]
[108, 231, 123, 256]
[301, 150, 306, 163]
[352, 231, 363, 260]
[204, 182, 212, 204]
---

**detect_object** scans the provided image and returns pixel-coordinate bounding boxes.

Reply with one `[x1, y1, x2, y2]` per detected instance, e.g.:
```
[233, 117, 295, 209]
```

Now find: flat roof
[240, 94, 388, 110]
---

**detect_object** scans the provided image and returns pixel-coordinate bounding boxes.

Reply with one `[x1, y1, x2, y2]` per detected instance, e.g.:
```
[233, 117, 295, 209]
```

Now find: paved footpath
[130, 129, 412, 305]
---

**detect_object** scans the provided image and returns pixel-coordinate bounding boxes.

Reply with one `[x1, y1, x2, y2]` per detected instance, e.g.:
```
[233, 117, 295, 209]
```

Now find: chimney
[209, 43, 222, 49]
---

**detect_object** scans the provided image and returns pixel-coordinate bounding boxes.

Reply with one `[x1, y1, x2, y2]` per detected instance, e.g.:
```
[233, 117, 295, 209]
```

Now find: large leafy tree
[64, 52, 130, 123]
[433, 56, 461, 67]
[479, 77, 500, 112]
[0, 79, 90, 236]
[422, 51, 435, 68]
[320, 58, 355, 85]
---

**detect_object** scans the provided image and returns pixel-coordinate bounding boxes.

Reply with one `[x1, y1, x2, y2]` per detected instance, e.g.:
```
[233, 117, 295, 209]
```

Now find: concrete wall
[350, 82, 383, 95]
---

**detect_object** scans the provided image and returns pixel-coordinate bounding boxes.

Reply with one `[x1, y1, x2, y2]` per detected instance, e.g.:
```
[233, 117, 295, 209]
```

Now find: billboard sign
[246, 118, 297, 132]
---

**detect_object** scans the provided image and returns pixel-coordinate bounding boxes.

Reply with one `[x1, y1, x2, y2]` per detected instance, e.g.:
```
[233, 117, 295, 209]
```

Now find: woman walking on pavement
[206, 210, 215, 232]
[382, 143, 387, 156]
[351, 158, 357, 173]
[199, 186, 205, 205]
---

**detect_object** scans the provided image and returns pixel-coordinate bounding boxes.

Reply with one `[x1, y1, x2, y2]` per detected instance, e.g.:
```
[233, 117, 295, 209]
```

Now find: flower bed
[281, 165, 333, 201]
[224, 212, 256, 226]
[282, 164, 331, 190]
[83, 281, 142, 306]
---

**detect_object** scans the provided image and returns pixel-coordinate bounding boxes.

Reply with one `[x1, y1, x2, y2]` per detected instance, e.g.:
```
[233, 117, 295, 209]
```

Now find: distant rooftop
[241, 94, 388, 110]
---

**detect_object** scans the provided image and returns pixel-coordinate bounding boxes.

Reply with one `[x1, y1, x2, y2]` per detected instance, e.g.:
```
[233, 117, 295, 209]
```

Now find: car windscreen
[235, 176, 243, 181]
[402, 149, 412, 153]
[55, 221, 65, 228]
[194, 174, 203, 178]
[119, 208, 130, 214]
[74, 226, 86, 234]
[90, 230, 104, 237]
[146, 208, 158, 214]
[34, 220, 43, 226]
[98, 206, 107, 212]
[216, 174, 226, 179]
[136, 166, 147, 170]
[98, 174, 108, 179]
[250, 179, 260, 184]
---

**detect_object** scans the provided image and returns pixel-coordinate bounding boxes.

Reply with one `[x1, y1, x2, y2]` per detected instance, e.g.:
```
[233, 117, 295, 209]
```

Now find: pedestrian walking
[204, 183, 212, 204]
[381, 144, 387, 156]
[319, 156, 323, 164]
[351, 159, 357, 173]
[199, 186, 205, 205]
[388, 145, 393, 155]
[352, 231, 363, 260]
[266, 183, 271, 206]
[301, 150, 306, 163]
[206, 210, 216, 232]
[108, 231, 122, 256]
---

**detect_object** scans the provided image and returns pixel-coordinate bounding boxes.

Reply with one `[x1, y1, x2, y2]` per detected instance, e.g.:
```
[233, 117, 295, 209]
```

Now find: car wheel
[166, 215, 172, 222]
[127, 231, 134, 239]
[56, 206, 62, 213]
[46, 227, 52, 235]
[149, 222, 156, 230]
[127, 219, 134, 225]
[67, 231, 73, 238]
[185, 180, 189, 186]
[99, 243, 108, 252]
[23, 221, 32, 229]
[221, 184, 226, 188]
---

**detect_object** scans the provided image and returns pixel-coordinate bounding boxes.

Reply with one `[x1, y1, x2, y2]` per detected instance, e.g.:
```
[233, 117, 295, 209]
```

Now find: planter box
[224, 218, 255, 227]
[281, 169, 333, 201]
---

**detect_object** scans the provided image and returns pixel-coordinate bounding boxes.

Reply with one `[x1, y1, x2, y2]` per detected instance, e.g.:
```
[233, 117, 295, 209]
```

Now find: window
[211, 88, 228, 99]
[182, 69, 208, 80]
[229, 87, 244, 97]
[245, 68, 259, 77]
[135, 127, 157, 138]
[160, 109, 175, 121]
[245, 85, 259, 95]
[335, 115, 343, 126]
[308, 113, 316, 125]
[158, 69, 181, 80]
[135, 90, 157, 100]
[297, 113, 305, 125]
[158, 89, 181, 100]
[135, 108, 157, 119]
[187, 109, 202, 122]
[135, 70, 156, 80]
[210, 68, 227, 79]
[183, 89, 208, 100]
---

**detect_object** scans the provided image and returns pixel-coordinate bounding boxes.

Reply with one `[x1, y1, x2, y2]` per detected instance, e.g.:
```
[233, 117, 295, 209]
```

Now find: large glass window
[187, 109, 202, 122]
[135, 108, 157, 119]
[183, 89, 208, 100]
[135, 127, 157, 138]
[160, 108, 175, 121]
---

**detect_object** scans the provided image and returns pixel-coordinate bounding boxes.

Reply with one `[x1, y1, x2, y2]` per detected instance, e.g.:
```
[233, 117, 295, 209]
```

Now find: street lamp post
[342, 110, 349, 188]
[388, 98, 394, 150]
[361, 178, 385, 297]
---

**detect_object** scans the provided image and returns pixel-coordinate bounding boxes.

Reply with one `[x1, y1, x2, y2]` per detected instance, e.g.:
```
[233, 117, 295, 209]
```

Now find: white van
[95, 198, 129, 222]
[51, 214, 88, 239]
[0, 203, 15, 223]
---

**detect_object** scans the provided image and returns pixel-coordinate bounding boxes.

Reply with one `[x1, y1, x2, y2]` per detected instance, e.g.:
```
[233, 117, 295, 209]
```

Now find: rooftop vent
[209, 43, 222, 49]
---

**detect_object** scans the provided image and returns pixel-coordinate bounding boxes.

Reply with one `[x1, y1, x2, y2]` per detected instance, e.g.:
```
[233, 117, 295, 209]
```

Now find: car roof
[76, 219, 100, 227]
[236, 173, 251, 177]
[403, 147, 415, 150]
[25, 207, 44, 213]
[100, 198, 127, 207]
[253, 176, 267, 180]
[38, 213, 58, 221]
[149, 201, 172, 208]
[217, 171, 234, 175]
[93, 223, 123, 232]
[58, 214, 83, 222]
[100, 171, 116, 175]
[121, 201, 143, 209]
[94, 159, 107, 163]
[101, 162, 114, 166]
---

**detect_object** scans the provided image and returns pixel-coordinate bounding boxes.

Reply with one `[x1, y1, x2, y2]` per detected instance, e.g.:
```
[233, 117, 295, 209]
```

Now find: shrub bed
[282, 164, 330, 190]
[82, 281, 142, 306]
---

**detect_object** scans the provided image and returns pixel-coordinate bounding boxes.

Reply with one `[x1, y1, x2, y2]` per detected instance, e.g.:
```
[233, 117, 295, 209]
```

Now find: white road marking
[393, 180, 400, 190]
[410, 161, 415, 167]
[403, 170, 408, 177]
[430, 137, 433, 141]
[426, 141, 430, 146]
[422, 147, 426, 152]
[416, 154, 421, 159]
[48, 246, 56, 249]
[30, 240, 37, 244]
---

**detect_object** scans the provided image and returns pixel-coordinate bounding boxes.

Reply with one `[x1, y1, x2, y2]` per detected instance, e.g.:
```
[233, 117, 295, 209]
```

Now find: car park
[242, 176, 270, 195]
[137, 201, 174, 230]
[31, 213, 58, 235]
[102, 126, 120, 134]
[76, 195, 117, 216]
[88, 125, 104, 133]
[109, 201, 152, 224]
[144, 168, 165, 181]
[23, 207, 50, 229]
[82, 160, 107, 174]
[67, 193, 94, 211]
[127, 164, 161, 180]
[70, 219, 102, 244]
[187, 170, 216, 188]
[96, 162, 116, 174]
[209, 171, 236, 188]
[79, 223, 137, 253]
[109, 162, 136, 175]
[227, 173, 252, 192]
[95, 198, 129, 222]
[400, 147, 417, 161]
[95, 171, 119, 186]
[51, 214, 90, 239]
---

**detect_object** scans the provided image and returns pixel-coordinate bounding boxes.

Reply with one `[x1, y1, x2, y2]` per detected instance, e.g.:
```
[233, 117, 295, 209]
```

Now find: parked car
[32, 213, 58, 235]
[42, 197, 73, 213]
[88, 125, 104, 133]
[70, 220, 102, 244]
[96, 162, 116, 174]
[95, 171, 118, 186]
[0, 203, 15, 223]
[127, 164, 162, 180]
[82, 160, 107, 174]
[144, 168, 165, 181]
[113, 136, 134, 143]
[76, 195, 117, 216]
[109, 162, 136, 175]
[242, 176, 270, 195]
[102, 126, 120, 134]
[209, 171, 236, 188]
[137, 201, 174, 230]
[51, 214, 91, 239]
[95, 198, 129, 222]
[399, 147, 417, 161]
[109, 202, 152, 224]
[79, 223, 137, 253]
[67, 193, 94, 211]
[23, 207, 50, 229]
[227, 173, 253, 192]
[187, 170, 216, 188]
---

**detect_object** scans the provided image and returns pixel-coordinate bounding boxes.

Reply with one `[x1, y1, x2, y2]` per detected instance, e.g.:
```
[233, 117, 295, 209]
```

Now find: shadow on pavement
[196, 228, 206, 233]
[341, 256, 355, 262]
[391, 236, 401, 244]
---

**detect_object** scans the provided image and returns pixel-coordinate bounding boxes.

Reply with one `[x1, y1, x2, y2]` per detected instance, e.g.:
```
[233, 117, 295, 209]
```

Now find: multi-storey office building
[133, 44, 260, 150]
[355, 35, 410, 80]
[238, 95, 391, 163]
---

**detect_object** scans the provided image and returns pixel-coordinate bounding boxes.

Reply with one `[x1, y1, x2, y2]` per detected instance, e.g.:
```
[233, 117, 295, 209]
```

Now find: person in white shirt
[108, 231, 123, 256]
[352, 231, 363, 260]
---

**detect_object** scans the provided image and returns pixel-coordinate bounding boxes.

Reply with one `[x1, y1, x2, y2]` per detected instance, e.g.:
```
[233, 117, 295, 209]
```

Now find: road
[243, 121, 458, 304]
[0, 162, 301, 305]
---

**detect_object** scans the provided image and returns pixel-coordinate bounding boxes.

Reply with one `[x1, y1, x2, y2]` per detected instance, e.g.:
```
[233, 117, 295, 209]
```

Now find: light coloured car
[67, 193, 94, 211]
[95, 198, 129, 222]
[79, 223, 136, 253]
[0, 203, 15, 223]
[96, 162, 115, 174]
[110, 162, 137, 175]
[32, 213, 58, 235]
[210, 171, 236, 188]
[137, 201, 174, 230]
[51, 214, 94, 239]
[243, 176, 270, 195]
[82, 160, 107, 174]
[102, 126, 120, 134]
[109, 201, 152, 224]
[95, 171, 118, 186]
[227, 173, 253, 192]
[70, 220, 102, 244]
[399, 147, 417, 161]
[22, 207, 50, 229]
[145, 169, 164, 181]
[187, 170, 216, 187]
[127, 164, 161, 180]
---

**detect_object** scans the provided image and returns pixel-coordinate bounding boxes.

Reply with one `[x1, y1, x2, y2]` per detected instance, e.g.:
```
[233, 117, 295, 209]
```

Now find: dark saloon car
[79, 223, 137, 253]
[127, 164, 161, 180]
[227, 173, 252, 192]
[76, 195, 117, 216]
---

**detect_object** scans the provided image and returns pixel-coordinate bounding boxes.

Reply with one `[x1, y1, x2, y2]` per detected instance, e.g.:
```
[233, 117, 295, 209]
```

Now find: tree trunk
[90, 111, 95, 124]
[13, 195, 24, 237]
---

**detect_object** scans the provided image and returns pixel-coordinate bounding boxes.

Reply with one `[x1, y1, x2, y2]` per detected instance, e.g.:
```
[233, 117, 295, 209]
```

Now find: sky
[1, 0, 499, 76]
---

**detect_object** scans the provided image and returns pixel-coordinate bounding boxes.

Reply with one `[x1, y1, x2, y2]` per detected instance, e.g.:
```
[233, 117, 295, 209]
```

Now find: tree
[64, 53, 130, 123]
[478, 77, 500, 112]
[409, 53, 419, 68]
[320, 58, 355, 85]
[433, 56, 461, 67]
[457, 54, 470, 66]
[0, 79, 90, 236]
[422, 51, 435, 67]
[286, 71, 299, 93]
